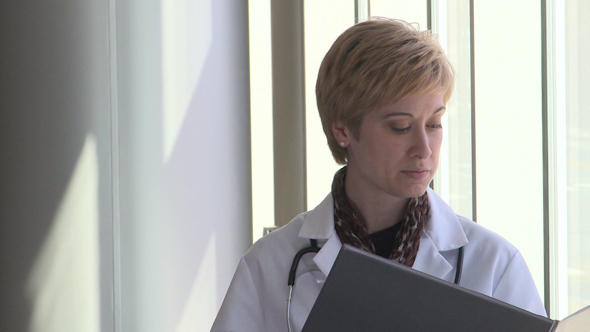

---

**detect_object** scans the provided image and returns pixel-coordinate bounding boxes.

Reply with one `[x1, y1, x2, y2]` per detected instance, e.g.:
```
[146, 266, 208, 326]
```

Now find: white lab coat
[211, 188, 546, 332]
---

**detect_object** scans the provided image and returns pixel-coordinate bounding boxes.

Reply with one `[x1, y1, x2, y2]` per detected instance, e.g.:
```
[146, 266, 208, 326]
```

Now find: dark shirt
[369, 222, 403, 258]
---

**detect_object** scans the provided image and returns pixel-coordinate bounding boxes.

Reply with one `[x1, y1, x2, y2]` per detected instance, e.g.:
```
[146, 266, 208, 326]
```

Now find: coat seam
[491, 249, 519, 297]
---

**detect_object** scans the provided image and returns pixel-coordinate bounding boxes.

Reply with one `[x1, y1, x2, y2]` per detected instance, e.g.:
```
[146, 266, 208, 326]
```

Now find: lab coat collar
[298, 194, 335, 240]
[297, 194, 342, 276]
[422, 187, 469, 252]
[297, 188, 469, 279]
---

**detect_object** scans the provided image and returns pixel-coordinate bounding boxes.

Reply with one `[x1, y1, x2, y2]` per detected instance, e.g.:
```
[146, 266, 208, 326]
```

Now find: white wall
[0, 0, 251, 331]
[116, 0, 251, 331]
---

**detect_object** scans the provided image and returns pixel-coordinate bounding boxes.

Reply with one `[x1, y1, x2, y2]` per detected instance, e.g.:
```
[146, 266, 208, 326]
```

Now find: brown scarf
[332, 167, 429, 267]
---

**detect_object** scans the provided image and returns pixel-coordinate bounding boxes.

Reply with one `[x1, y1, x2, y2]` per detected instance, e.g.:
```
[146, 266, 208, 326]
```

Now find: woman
[211, 18, 545, 332]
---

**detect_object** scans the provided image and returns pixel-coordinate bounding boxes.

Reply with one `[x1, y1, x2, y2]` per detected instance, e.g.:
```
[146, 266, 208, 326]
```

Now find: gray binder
[302, 244, 557, 332]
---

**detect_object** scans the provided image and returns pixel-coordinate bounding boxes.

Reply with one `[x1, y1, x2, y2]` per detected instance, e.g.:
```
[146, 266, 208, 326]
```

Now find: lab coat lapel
[412, 232, 453, 278]
[413, 188, 469, 279]
[298, 194, 342, 277]
[312, 232, 342, 277]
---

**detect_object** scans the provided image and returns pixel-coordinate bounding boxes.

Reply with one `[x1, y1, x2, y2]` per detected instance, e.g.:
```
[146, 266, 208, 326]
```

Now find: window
[248, 0, 590, 318]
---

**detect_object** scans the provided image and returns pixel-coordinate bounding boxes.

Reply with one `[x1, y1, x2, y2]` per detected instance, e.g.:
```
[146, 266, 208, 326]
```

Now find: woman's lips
[402, 170, 429, 179]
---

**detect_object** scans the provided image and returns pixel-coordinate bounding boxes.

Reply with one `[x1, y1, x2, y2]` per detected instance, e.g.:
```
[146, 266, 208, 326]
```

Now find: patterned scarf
[332, 166, 429, 267]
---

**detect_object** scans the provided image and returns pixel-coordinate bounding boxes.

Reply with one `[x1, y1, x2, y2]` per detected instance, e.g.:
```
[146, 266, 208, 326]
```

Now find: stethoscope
[286, 239, 465, 332]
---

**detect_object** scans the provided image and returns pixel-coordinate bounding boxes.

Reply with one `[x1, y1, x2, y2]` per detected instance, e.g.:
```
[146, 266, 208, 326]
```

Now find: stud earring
[340, 142, 345, 147]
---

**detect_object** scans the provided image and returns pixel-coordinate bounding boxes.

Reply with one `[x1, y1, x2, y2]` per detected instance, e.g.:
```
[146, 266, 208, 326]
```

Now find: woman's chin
[383, 188, 427, 200]
[398, 184, 429, 198]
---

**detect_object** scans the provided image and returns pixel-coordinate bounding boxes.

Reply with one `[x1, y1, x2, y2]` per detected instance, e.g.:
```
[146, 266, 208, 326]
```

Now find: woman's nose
[409, 129, 432, 159]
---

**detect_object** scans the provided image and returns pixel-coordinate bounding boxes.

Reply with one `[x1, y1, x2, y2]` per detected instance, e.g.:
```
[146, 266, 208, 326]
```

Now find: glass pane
[564, 0, 590, 316]
[249, 0, 274, 242]
[473, 0, 545, 300]
[548, 0, 590, 318]
[434, 0, 473, 219]
[370, 0, 428, 29]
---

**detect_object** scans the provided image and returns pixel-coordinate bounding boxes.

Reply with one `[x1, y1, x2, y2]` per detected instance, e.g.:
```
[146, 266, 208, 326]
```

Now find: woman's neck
[344, 170, 409, 234]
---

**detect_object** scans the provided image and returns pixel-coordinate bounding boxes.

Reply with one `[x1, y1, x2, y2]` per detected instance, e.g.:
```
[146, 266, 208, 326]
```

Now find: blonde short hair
[316, 18, 455, 164]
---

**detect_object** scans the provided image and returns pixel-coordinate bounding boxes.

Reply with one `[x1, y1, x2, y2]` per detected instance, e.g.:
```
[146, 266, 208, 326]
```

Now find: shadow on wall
[0, 1, 112, 332]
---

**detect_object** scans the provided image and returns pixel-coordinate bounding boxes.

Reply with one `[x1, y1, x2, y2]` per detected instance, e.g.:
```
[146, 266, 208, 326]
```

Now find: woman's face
[333, 93, 445, 200]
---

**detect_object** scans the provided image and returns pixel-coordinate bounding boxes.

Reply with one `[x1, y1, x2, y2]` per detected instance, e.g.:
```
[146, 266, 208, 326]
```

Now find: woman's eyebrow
[382, 112, 413, 118]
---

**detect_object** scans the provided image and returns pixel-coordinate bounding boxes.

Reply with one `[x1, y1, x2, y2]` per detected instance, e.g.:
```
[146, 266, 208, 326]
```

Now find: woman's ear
[331, 121, 351, 147]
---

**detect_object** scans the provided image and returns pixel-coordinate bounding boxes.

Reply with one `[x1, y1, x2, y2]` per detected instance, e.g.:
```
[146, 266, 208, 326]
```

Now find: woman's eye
[429, 124, 443, 129]
[391, 126, 411, 133]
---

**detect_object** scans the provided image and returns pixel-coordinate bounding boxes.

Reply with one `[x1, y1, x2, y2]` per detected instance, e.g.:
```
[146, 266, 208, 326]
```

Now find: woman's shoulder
[453, 214, 545, 314]
[244, 193, 335, 263]
[456, 214, 518, 258]
[242, 211, 311, 263]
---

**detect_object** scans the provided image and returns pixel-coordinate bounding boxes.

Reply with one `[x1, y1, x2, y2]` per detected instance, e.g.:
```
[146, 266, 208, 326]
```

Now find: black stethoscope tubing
[288, 239, 320, 287]
[287, 239, 321, 332]
[454, 245, 464, 285]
